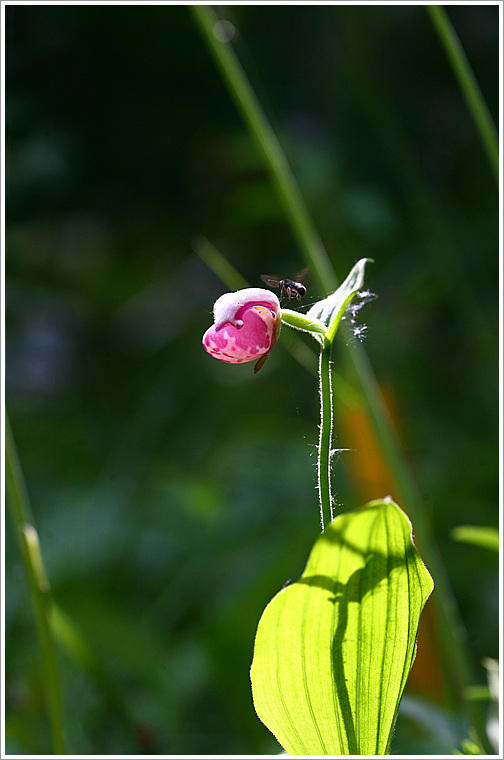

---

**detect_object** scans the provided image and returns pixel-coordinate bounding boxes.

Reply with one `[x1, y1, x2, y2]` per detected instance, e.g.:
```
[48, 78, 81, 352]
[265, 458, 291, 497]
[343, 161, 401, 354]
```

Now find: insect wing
[260, 274, 282, 287]
[294, 267, 309, 282]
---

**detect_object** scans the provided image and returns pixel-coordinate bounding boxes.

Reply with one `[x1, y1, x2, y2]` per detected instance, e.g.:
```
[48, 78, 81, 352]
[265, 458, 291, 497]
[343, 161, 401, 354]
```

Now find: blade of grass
[192, 234, 249, 291]
[427, 5, 499, 184]
[338, 7, 497, 406]
[190, 6, 492, 751]
[5, 411, 66, 754]
[49, 604, 153, 751]
[190, 5, 337, 295]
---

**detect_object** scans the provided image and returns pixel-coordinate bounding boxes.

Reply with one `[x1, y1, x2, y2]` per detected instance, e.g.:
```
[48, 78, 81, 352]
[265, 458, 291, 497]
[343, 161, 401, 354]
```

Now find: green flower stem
[317, 291, 361, 530]
[318, 340, 334, 530]
[426, 5, 499, 184]
[5, 412, 66, 755]
[192, 6, 491, 749]
[280, 309, 326, 337]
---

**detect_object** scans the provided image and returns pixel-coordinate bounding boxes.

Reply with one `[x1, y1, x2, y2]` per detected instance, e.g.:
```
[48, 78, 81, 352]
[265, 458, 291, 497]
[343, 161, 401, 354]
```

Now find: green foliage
[251, 499, 433, 754]
[454, 729, 486, 755]
[451, 525, 499, 552]
[307, 258, 373, 342]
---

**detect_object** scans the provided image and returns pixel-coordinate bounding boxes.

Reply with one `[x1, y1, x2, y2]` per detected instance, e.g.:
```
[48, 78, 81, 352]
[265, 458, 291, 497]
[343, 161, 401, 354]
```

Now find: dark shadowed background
[5, 4, 499, 755]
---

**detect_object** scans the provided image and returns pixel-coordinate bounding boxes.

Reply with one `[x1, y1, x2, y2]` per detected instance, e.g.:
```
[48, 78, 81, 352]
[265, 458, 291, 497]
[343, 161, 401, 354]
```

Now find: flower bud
[203, 288, 281, 372]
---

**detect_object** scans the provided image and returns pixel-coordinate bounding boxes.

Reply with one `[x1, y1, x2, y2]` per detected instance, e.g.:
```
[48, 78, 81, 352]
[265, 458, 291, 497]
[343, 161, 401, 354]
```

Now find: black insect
[260, 267, 309, 304]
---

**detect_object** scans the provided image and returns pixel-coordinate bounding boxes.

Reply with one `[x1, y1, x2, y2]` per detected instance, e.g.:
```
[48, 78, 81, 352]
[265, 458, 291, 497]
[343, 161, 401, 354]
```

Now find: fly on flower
[260, 267, 309, 304]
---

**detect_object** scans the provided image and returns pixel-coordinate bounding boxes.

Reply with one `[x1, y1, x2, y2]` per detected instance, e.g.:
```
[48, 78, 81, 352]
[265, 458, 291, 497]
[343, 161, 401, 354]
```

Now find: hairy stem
[5, 413, 66, 755]
[318, 342, 334, 530]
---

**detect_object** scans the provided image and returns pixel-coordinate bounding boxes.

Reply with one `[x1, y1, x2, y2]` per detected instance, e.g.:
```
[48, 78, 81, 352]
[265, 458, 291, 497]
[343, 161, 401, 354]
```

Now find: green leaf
[306, 257, 373, 329]
[451, 525, 499, 552]
[455, 730, 486, 754]
[250, 498, 433, 755]
[463, 685, 493, 702]
[481, 657, 499, 701]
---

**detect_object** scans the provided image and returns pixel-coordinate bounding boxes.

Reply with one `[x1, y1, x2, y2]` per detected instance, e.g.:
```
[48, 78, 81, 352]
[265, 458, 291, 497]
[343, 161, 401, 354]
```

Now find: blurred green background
[5, 4, 499, 755]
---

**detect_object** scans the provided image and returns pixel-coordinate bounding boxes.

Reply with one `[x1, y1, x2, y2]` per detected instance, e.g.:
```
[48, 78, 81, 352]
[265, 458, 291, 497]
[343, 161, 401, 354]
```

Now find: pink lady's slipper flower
[203, 288, 281, 373]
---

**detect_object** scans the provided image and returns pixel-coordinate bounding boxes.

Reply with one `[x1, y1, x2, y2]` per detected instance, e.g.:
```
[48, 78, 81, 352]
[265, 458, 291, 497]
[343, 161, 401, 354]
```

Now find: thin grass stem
[427, 5, 499, 184]
[5, 412, 66, 755]
[190, 5, 337, 294]
[192, 235, 249, 291]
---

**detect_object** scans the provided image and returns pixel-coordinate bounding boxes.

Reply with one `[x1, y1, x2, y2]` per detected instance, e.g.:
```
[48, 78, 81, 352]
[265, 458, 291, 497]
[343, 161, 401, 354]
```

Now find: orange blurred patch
[338, 399, 398, 504]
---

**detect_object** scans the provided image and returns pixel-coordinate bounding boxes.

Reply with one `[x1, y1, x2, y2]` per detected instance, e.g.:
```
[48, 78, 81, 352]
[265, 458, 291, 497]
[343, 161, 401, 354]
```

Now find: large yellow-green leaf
[250, 498, 433, 755]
